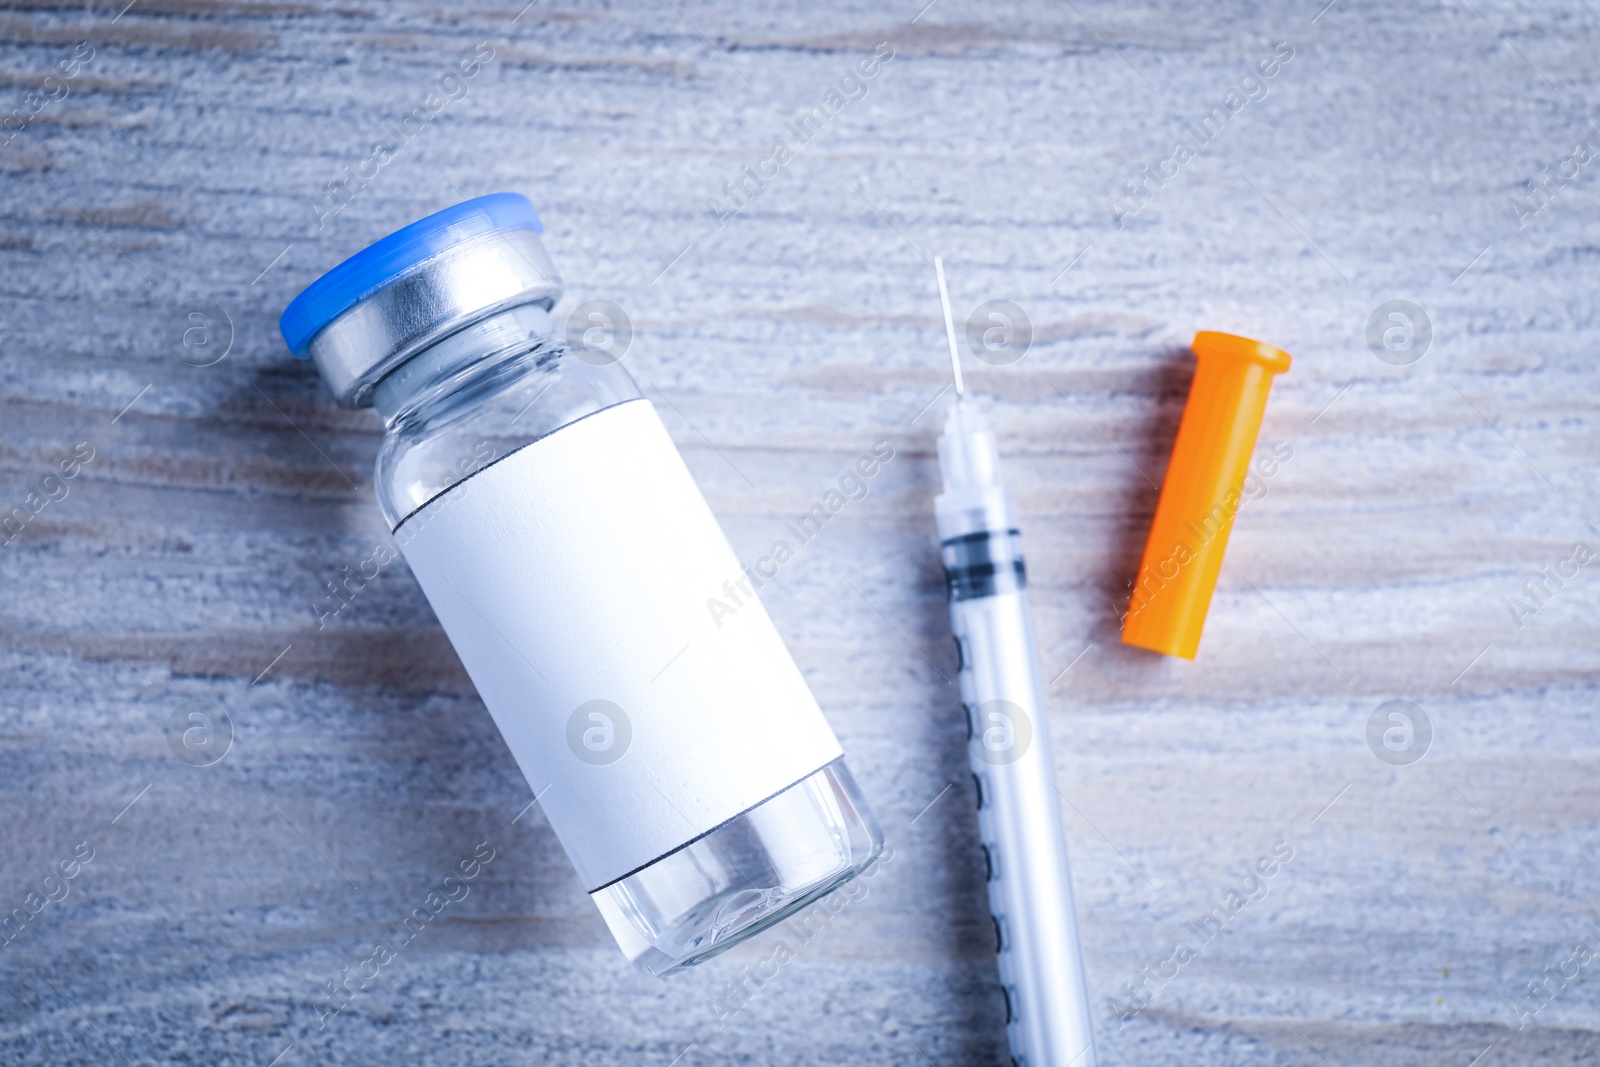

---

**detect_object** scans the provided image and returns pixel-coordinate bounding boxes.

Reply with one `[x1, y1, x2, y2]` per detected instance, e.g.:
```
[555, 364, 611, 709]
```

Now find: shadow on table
[1086, 342, 1195, 658]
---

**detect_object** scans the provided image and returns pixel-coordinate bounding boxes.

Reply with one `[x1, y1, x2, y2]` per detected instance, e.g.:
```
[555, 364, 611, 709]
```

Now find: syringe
[932, 257, 1097, 1067]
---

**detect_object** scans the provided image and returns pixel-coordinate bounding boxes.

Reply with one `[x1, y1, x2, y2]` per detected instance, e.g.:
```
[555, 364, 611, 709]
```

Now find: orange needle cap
[1121, 331, 1291, 659]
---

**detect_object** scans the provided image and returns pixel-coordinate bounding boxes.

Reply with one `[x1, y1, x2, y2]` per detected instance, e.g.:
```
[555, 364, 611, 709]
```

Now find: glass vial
[279, 194, 883, 975]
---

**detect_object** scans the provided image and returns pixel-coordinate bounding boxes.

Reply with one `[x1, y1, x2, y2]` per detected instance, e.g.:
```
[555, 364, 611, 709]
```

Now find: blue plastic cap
[279, 192, 544, 359]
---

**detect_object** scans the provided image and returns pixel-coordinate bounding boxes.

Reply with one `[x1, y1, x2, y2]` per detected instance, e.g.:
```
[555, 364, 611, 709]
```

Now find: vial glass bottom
[592, 759, 883, 976]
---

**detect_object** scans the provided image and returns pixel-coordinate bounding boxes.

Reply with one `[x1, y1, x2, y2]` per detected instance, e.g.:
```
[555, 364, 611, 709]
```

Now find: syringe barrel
[943, 530, 1098, 1067]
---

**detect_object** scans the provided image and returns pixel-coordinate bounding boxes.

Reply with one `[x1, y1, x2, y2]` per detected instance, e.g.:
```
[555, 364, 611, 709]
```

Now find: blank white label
[396, 399, 842, 890]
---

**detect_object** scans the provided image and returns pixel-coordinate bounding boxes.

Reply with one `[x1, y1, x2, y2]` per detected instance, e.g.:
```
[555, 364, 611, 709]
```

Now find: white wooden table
[1, 1, 1597, 1063]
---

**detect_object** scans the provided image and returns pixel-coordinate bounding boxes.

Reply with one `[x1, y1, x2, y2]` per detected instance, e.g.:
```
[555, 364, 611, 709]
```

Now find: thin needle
[934, 255, 964, 396]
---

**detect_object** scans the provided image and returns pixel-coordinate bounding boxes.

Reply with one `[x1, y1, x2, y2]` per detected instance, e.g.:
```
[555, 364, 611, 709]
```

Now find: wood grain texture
[1, 0, 1598, 1063]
